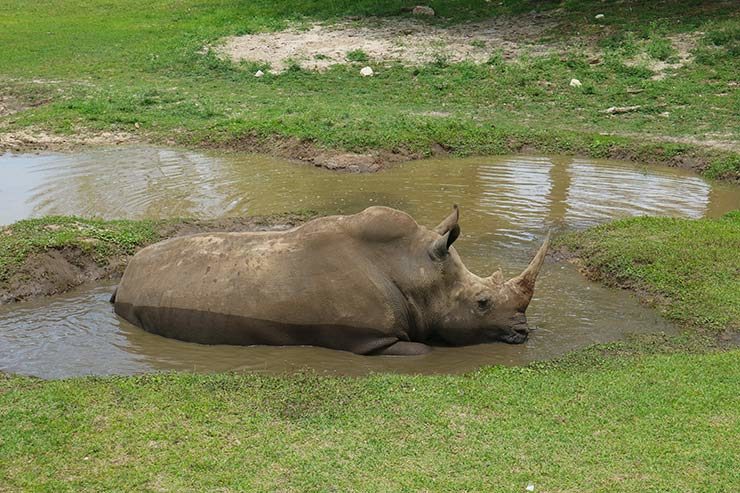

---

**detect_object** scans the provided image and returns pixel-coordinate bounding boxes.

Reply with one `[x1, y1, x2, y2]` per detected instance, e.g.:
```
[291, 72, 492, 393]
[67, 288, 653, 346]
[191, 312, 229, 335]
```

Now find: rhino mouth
[500, 324, 530, 344]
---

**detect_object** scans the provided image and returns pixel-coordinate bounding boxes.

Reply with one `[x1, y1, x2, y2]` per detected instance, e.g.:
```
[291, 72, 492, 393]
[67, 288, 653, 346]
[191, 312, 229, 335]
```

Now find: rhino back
[114, 229, 409, 352]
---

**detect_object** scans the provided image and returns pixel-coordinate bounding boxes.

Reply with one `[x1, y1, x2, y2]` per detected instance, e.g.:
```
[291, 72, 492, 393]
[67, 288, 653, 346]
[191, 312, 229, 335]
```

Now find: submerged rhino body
[113, 206, 549, 355]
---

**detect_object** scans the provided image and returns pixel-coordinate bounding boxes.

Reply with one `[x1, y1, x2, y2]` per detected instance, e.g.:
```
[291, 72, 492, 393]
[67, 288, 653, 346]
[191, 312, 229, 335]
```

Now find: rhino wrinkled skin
[113, 206, 549, 356]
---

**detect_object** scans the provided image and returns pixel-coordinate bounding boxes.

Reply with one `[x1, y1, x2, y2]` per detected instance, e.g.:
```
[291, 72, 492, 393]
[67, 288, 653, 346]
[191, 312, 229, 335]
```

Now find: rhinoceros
[112, 206, 549, 355]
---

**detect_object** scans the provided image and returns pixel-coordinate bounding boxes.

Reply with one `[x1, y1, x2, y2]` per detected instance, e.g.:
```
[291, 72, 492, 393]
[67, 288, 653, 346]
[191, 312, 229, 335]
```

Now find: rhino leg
[373, 341, 431, 356]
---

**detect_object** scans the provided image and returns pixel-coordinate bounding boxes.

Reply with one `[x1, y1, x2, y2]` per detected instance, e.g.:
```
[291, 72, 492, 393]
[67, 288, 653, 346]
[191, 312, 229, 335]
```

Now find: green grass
[558, 211, 740, 332]
[346, 49, 370, 63]
[1, 351, 738, 492]
[1, 0, 738, 178]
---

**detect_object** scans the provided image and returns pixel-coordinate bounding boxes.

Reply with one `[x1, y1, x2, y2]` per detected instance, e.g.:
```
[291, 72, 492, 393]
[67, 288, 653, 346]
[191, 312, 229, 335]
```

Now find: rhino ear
[434, 205, 459, 235]
[429, 224, 460, 260]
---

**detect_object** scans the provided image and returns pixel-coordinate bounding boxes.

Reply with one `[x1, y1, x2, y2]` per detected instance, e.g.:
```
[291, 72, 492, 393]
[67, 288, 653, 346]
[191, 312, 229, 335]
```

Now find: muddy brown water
[1, 147, 738, 378]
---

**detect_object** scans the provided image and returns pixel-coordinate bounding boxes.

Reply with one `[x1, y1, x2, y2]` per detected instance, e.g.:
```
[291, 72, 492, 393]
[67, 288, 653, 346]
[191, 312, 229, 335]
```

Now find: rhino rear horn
[507, 231, 551, 296]
[429, 224, 460, 260]
[434, 204, 459, 235]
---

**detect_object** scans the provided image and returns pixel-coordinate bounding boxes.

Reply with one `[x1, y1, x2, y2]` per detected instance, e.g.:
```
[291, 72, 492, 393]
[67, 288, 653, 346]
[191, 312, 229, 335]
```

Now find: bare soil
[0, 214, 311, 305]
[0, 95, 31, 118]
[0, 127, 135, 153]
[0, 247, 128, 304]
[624, 33, 699, 80]
[216, 15, 560, 73]
[203, 133, 422, 172]
[606, 131, 740, 153]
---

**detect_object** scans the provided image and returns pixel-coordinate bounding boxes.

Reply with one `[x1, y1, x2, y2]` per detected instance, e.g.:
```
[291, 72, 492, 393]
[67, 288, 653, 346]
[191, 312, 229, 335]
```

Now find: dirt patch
[203, 133, 420, 172]
[624, 33, 699, 80]
[0, 247, 127, 304]
[0, 214, 312, 305]
[216, 15, 559, 73]
[610, 132, 740, 154]
[0, 95, 32, 118]
[0, 127, 136, 153]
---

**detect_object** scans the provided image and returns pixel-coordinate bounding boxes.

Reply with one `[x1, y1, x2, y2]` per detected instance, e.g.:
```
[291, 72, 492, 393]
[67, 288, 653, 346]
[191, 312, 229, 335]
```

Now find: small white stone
[254, 70, 264, 78]
[569, 78, 582, 88]
[412, 5, 435, 16]
[595, 14, 605, 19]
[526, 484, 535, 492]
[360, 66, 374, 77]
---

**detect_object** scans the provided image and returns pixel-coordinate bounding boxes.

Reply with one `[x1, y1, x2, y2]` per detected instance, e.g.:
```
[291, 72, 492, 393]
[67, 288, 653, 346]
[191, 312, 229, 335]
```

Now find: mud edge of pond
[4, 128, 737, 180]
[201, 133, 740, 179]
[199, 133, 424, 172]
[0, 214, 313, 305]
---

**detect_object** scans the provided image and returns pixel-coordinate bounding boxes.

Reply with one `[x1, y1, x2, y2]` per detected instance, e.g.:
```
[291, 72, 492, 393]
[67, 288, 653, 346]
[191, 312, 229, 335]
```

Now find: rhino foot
[373, 341, 431, 356]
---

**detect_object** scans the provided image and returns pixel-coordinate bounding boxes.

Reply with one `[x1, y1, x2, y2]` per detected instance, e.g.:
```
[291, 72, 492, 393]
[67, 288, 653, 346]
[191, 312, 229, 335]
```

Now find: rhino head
[408, 205, 550, 346]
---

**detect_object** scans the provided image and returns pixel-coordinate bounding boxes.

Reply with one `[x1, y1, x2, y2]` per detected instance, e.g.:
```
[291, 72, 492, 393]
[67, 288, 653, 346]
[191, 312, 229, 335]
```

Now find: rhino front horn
[508, 231, 551, 296]
[434, 204, 459, 235]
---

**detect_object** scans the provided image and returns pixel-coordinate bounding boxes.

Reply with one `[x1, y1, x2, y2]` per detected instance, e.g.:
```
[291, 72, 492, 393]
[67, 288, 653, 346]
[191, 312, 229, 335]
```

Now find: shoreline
[1, 128, 737, 180]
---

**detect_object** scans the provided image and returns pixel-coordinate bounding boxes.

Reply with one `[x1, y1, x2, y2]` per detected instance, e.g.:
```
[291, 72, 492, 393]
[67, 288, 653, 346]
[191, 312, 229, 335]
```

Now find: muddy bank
[0, 127, 135, 153]
[554, 242, 739, 349]
[0, 214, 311, 305]
[0, 128, 419, 172]
[200, 133, 421, 172]
[3, 126, 736, 180]
[201, 131, 740, 178]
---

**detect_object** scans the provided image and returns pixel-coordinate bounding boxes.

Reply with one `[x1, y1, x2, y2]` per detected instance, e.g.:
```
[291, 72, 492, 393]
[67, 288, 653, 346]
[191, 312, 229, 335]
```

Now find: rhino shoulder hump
[349, 206, 419, 243]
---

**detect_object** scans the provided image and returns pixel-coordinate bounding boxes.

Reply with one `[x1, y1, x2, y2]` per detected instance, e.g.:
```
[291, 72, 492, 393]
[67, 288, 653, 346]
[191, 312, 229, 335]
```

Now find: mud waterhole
[1, 147, 738, 378]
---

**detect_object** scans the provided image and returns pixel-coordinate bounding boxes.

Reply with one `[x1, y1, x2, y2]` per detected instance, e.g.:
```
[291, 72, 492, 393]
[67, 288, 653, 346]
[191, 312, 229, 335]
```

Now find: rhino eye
[477, 298, 492, 311]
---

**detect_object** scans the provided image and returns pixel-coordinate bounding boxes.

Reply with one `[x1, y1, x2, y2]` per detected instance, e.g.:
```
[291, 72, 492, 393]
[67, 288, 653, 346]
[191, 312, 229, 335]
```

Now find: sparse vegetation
[346, 49, 369, 62]
[646, 36, 677, 61]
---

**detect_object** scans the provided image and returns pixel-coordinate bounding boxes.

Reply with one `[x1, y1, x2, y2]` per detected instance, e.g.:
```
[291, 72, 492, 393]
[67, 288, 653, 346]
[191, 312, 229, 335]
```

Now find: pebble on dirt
[569, 78, 582, 88]
[360, 66, 374, 77]
[412, 6, 435, 16]
[254, 70, 264, 78]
